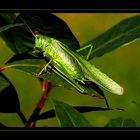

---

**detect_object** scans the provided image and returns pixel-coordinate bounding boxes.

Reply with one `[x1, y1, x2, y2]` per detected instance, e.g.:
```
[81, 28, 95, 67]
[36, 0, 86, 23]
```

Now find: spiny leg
[38, 59, 52, 76]
[33, 59, 52, 77]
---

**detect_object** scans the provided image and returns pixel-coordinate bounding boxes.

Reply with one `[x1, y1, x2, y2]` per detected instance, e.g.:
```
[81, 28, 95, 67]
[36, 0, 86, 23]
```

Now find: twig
[26, 79, 53, 128]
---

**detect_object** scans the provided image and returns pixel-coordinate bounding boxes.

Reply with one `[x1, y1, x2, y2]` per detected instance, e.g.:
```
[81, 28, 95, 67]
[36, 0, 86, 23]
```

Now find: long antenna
[19, 16, 35, 37]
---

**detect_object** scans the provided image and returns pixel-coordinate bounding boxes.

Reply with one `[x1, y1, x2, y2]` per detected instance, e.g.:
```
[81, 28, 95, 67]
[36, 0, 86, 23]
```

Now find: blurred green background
[0, 13, 140, 127]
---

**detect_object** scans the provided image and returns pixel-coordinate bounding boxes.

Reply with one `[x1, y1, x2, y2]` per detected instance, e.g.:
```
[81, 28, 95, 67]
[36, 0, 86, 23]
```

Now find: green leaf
[79, 15, 140, 60]
[2, 68, 42, 119]
[2, 13, 80, 54]
[5, 57, 77, 93]
[5, 58, 46, 74]
[5, 56, 73, 88]
[105, 117, 136, 127]
[17, 13, 80, 50]
[52, 99, 92, 127]
[37, 106, 113, 120]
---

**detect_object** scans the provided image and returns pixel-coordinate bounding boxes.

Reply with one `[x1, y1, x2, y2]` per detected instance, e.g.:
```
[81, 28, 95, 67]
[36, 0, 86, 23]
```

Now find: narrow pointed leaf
[5, 57, 73, 88]
[37, 106, 113, 120]
[52, 99, 92, 127]
[17, 13, 80, 50]
[79, 15, 140, 60]
[2, 13, 80, 54]
[5, 53, 47, 74]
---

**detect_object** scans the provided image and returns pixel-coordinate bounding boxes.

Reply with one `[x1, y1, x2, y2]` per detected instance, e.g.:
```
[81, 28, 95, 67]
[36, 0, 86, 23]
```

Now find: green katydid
[22, 17, 123, 96]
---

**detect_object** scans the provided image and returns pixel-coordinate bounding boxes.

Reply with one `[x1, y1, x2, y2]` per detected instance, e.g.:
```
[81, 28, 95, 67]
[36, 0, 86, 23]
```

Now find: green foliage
[52, 99, 91, 127]
[0, 13, 139, 127]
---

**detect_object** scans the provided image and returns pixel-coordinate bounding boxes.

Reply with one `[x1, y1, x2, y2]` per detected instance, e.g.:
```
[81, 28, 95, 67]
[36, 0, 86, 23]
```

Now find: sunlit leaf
[37, 106, 113, 120]
[52, 99, 92, 127]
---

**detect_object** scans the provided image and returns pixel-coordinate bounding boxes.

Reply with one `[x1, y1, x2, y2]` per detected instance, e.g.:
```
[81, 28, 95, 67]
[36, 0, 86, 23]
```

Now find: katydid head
[35, 34, 52, 51]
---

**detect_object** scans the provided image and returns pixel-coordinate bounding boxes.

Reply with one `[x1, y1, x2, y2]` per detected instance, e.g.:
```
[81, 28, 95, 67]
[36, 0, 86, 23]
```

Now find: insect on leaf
[52, 99, 92, 127]
[73, 52, 123, 95]
[5, 55, 106, 100]
[55, 40, 123, 96]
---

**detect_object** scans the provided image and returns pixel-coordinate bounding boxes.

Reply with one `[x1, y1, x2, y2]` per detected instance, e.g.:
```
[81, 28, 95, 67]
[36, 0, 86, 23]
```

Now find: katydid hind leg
[76, 44, 93, 60]
[52, 64, 87, 94]
[53, 64, 103, 97]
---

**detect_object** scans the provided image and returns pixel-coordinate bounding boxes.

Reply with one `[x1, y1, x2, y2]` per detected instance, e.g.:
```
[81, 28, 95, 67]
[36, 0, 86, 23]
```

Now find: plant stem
[26, 79, 52, 128]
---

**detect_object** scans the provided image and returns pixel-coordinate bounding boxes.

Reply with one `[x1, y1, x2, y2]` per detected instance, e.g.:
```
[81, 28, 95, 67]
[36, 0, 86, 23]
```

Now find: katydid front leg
[32, 59, 52, 77]
[38, 59, 52, 76]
